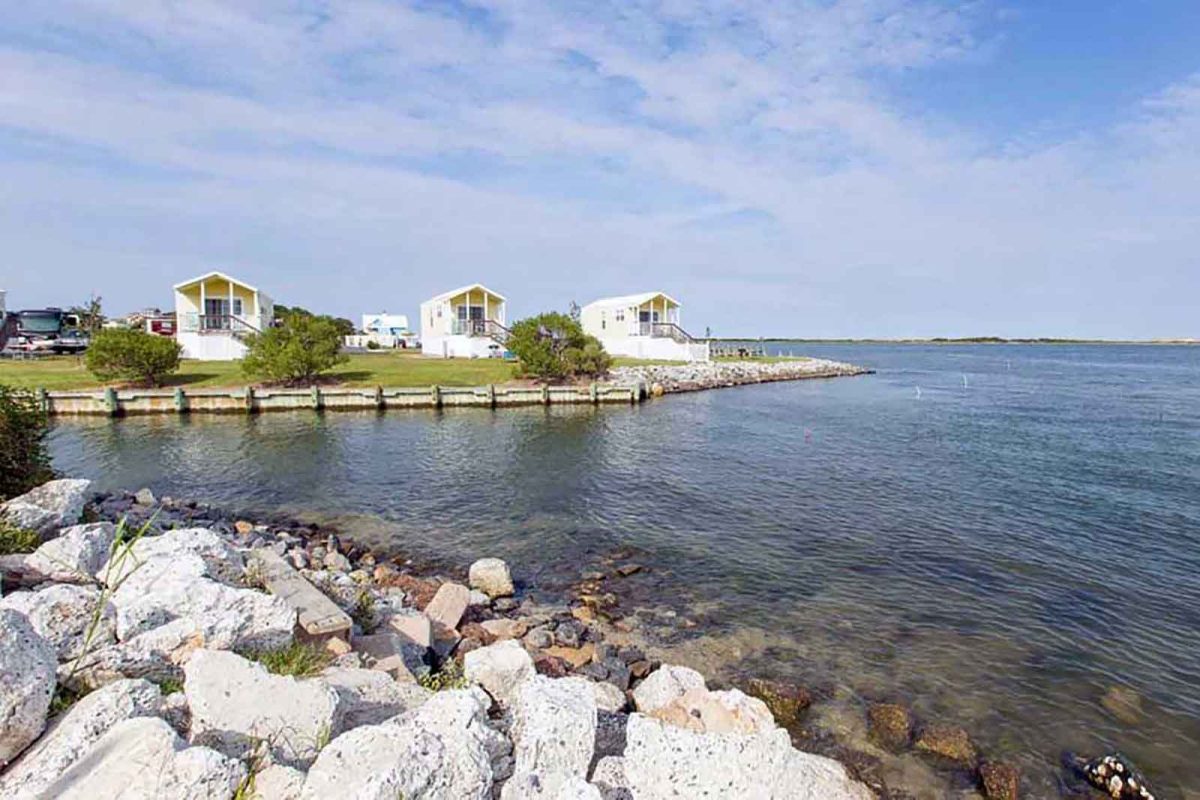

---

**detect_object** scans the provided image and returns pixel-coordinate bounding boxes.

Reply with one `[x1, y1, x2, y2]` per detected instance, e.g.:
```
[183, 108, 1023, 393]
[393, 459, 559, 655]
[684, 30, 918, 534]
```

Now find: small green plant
[157, 678, 184, 695]
[0, 520, 40, 555]
[418, 659, 469, 692]
[0, 383, 54, 502]
[85, 328, 183, 387]
[242, 313, 348, 385]
[241, 641, 333, 678]
[49, 684, 90, 716]
[351, 590, 377, 632]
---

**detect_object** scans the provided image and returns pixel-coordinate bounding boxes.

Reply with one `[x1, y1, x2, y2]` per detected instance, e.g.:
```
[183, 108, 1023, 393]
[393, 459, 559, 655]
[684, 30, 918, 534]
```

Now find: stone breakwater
[0, 479, 872, 800]
[610, 358, 871, 395]
[0, 481, 1134, 799]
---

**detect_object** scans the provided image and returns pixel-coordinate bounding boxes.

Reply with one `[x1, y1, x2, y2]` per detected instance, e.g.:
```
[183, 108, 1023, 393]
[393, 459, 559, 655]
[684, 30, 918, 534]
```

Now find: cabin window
[600, 310, 606, 330]
[615, 309, 625, 322]
[231, 298, 243, 317]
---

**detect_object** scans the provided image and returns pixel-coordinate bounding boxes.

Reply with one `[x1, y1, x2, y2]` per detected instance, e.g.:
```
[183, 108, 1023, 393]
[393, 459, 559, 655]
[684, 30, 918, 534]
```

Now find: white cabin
[174, 271, 274, 360]
[419, 284, 508, 358]
[581, 292, 709, 362]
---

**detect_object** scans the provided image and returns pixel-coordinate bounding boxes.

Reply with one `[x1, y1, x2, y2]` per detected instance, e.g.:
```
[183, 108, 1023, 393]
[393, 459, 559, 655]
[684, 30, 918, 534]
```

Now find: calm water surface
[49, 345, 1200, 796]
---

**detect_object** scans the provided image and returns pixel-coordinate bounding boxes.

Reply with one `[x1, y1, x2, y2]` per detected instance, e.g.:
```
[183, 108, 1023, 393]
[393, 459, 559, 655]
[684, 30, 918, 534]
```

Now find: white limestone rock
[185, 649, 341, 768]
[469, 557, 514, 598]
[0, 583, 116, 661]
[301, 688, 505, 800]
[590, 681, 627, 713]
[501, 676, 597, 800]
[0, 678, 162, 800]
[464, 639, 535, 708]
[321, 666, 432, 731]
[631, 664, 706, 714]
[0, 609, 57, 766]
[25, 522, 115, 583]
[253, 763, 307, 800]
[622, 713, 873, 800]
[648, 687, 776, 735]
[101, 527, 245, 587]
[35, 716, 246, 800]
[590, 756, 632, 800]
[59, 617, 206, 692]
[110, 552, 294, 650]
[0, 479, 91, 538]
[555, 777, 605, 799]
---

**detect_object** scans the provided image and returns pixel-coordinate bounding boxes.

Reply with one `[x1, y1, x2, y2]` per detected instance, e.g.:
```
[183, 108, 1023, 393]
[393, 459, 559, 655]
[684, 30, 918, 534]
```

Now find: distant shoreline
[714, 337, 1199, 345]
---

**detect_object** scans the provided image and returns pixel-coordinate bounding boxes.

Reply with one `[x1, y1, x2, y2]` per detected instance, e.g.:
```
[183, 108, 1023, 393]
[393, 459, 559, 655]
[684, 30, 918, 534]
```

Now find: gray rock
[622, 714, 873, 799]
[0, 678, 162, 799]
[185, 649, 342, 768]
[554, 620, 585, 648]
[494, 597, 519, 613]
[134, 488, 156, 506]
[384, 608, 432, 649]
[469, 557, 515, 598]
[36, 717, 246, 800]
[593, 712, 628, 761]
[110, 553, 294, 651]
[523, 626, 555, 650]
[324, 551, 352, 572]
[631, 664, 705, 714]
[352, 632, 428, 682]
[301, 688, 505, 800]
[0, 609, 57, 766]
[321, 666, 432, 730]
[554, 777, 605, 799]
[161, 690, 191, 736]
[464, 639, 535, 709]
[24, 522, 115, 583]
[502, 676, 597, 800]
[0, 479, 91, 538]
[0, 583, 116, 661]
[469, 588, 491, 606]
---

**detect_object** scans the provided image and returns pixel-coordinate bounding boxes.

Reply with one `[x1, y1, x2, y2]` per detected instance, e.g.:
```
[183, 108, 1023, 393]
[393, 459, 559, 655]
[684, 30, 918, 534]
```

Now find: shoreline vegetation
[0, 481, 1128, 798]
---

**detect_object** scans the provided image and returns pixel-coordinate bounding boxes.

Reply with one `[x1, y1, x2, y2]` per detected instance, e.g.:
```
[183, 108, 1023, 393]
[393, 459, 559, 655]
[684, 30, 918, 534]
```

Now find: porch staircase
[482, 320, 511, 346]
[650, 322, 698, 344]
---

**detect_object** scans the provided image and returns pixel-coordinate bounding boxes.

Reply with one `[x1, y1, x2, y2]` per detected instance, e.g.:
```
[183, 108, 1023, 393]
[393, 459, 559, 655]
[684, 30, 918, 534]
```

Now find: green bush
[507, 312, 611, 382]
[0, 384, 54, 502]
[240, 641, 332, 678]
[85, 328, 182, 387]
[241, 313, 348, 385]
[366, 339, 381, 350]
[0, 520, 40, 555]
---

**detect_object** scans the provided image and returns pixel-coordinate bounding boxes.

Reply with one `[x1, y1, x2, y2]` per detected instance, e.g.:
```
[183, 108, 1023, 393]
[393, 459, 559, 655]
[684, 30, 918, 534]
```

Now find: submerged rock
[867, 703, 913, 750]
[979, 759, 1021, 800]
[0, 609, 57, 766]
[914, 724, 977, 765]
[746, 678, 812, 727]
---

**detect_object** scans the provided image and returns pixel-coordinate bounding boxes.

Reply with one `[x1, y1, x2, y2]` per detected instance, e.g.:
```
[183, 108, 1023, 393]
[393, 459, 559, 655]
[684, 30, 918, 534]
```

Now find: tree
[85, 328, 182, 387]
[274, 304, 354, 337]
[507, 312, 611, 382]
[242, 313, 348, 385]
[68, 293, 104, 334]
[0, 384, 54, 502]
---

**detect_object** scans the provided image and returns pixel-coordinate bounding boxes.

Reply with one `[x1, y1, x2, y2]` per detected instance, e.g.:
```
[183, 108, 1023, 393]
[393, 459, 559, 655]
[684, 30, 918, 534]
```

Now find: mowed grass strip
[0, 351, 519, 391]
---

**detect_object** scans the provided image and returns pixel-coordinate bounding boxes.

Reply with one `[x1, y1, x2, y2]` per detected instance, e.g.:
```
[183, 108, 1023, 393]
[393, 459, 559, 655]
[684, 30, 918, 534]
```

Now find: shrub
[507, 312, 611, 382]
[366, 339, 381, 350]
[0, 520, 40, 555]
[242, 313, 348, 385]
[85, 328, 182, 387]
[418, 659, 469, 692]
[0, 384, 54, 501]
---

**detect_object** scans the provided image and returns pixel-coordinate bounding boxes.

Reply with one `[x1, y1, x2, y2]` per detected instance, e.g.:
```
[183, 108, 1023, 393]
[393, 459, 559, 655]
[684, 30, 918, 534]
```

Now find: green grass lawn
[0, 351, 520, 391]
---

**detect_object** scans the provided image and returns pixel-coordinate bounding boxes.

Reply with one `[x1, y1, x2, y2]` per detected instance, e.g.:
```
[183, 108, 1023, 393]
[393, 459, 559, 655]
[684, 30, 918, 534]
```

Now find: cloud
[0, 1, 1196, 337]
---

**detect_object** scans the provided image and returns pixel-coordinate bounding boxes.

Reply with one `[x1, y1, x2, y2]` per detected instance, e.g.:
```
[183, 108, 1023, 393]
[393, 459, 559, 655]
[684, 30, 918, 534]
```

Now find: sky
[1, 1, 1198, 339]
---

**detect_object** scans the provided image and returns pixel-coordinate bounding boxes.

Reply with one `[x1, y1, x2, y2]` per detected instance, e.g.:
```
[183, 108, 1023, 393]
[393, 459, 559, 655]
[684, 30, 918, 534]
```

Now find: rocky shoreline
[610, 358, 871, 395]
[0, 481, 1131, 799]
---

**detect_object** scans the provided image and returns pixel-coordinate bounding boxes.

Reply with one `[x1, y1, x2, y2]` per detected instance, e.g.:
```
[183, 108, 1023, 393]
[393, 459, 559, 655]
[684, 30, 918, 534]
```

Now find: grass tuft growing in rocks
[241, 641, 333, 678]
[0, 520, 40, 555]
[418, 659, 469, 692]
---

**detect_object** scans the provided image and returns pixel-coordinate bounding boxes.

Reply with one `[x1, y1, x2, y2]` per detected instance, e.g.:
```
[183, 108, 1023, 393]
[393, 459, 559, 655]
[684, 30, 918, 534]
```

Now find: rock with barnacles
[1070, 753, 1157, 800]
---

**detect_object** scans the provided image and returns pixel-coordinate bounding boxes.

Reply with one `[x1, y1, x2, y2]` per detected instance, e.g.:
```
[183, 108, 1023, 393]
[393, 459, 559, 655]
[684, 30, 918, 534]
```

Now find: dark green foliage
[0, 384, 54, 501]
[0, 520, 40, 555]
[85, 328, 182, 386]
[273, 304, 355, 338]
[507, 312, 612, 382]
[242, 313, 348, 385]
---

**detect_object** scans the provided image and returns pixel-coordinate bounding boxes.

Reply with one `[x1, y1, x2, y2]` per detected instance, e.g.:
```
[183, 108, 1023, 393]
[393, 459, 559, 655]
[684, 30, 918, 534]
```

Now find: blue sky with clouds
[1, 1, 1197, 338]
